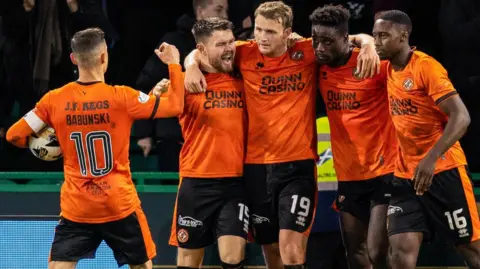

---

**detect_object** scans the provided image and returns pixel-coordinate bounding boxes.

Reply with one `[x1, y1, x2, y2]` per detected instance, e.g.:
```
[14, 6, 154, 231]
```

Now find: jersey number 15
[70, 131, 113, 177]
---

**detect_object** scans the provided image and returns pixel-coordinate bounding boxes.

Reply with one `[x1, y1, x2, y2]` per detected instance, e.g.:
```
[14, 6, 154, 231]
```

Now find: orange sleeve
[6, 91, 52, 148]
[235, 40, 252, 66]
[6, 119, 34, 148]
[121, 64, 184, 120]
[420, 58, 458, 105]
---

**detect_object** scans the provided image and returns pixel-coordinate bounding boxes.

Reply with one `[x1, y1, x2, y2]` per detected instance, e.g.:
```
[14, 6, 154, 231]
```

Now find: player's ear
[196, 43, 207, 55]
[401, 31, 408, 42]
[100, 52, 106, 64]
[284, 27, 292, 38]
[70, 53, 78, 66]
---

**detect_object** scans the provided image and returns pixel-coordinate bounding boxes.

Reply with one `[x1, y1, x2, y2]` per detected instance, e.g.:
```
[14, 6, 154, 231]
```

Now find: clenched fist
[151, 78, 171, 96]
[155, 42, 180, 65]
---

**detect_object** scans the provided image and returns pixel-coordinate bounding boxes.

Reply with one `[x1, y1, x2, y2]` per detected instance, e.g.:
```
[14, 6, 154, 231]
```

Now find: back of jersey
[33, 81, 161, 223]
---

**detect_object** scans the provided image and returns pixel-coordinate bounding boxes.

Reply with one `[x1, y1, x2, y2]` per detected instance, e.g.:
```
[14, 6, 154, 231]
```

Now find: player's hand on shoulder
[151, 78, 170, 96]
[357, 42, 380, 79]
[155, 42, 180, 65]
[185, 65, 207, 93]
[287, 32, 303, 48]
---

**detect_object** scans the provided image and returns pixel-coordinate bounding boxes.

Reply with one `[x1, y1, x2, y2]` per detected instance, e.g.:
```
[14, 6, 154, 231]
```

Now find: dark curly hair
[309, 5, 350, 34]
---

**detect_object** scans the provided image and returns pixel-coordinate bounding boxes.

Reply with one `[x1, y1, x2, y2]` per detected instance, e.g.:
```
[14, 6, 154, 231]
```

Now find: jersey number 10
[70, 131, 113, 177]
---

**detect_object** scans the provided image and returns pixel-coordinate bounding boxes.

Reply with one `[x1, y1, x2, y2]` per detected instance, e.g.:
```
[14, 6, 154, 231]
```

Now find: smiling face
[200, 29, 236, 72]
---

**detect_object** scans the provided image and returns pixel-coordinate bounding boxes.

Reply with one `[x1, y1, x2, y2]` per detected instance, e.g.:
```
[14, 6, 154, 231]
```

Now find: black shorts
[50, 207, 156, 267]
[244, 159, 317, 245]
[388, 166, 480, 245]
[335, 173, 393, 224]
[170, 177, 249, 249]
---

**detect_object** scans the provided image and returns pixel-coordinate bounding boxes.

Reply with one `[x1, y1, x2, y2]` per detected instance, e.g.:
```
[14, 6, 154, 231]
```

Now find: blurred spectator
[228, 0, 254, 39]
[0, 0, 80, 171]
[68, 0, 118, 45]
[438, 0, 480, 169]
[0, 1, 36, 122]
[104, 0, 187, 87]
[134, 0, 229, 172]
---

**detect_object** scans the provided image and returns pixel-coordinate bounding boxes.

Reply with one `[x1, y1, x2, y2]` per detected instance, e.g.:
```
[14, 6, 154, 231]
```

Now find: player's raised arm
[349, 34, 380, 79]
[6, 92, 52, 148]
[123, 42, 184, 120]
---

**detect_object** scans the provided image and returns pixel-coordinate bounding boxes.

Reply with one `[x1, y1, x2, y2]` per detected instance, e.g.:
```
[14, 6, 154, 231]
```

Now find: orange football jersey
[386, 50, 467, 179]
[8, 64, 184, 223]
[319, 48, 397, 181]
[235, 39, 317, 164]
[178, 70, 246, 178]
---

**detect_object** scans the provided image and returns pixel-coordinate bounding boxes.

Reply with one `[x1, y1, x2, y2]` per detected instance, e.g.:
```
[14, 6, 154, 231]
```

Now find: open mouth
[221, 53, 233, 64]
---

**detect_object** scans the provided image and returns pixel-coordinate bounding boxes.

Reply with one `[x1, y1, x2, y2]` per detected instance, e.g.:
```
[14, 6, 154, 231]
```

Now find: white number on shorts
[445, 208, 467, 230]
[290, 195, 311, 217]
[238, 203, 250, 222]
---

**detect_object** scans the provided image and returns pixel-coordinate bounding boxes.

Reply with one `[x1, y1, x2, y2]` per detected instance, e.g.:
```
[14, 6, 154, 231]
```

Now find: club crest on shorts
[290, 50, 304, 61]
[177, 229, 189, 243]
[403, 78, 414, 91]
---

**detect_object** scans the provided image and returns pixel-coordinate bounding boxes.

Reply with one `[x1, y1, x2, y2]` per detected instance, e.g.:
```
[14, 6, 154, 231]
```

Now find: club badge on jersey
[138, 92, 150, 103]
[290, 50, 304, 61]
[403, 78, 414, 91]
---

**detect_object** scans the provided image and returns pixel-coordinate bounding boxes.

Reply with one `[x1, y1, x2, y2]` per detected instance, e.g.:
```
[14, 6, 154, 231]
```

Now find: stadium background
[0, 0, 479, 268]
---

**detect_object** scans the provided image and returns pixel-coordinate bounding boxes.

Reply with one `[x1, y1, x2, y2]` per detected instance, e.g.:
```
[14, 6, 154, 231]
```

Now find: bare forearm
[184, 49, 202, 69]
[349, 34, 374, 47]
[427, 112, 470, 160]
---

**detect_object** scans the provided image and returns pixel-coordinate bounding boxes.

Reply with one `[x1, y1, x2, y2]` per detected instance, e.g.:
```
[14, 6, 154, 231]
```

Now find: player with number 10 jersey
[6, 28, 184, 268]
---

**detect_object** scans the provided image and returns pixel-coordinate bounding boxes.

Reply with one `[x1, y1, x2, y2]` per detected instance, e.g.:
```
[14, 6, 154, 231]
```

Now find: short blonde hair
[254, 1, 293, 29]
